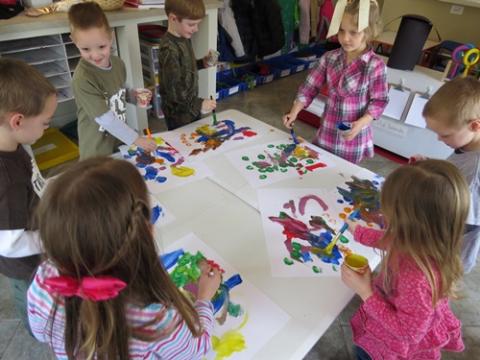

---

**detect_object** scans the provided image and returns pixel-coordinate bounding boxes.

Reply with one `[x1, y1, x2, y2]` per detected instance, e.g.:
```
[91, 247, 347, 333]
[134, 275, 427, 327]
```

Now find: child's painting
[165, 233, 289, 360]
[149, 194, 175, 228]
[225, 140, 336, 188]
[119, 135, 210, 194]
[160, 115, 272, 161]
[258, 184, 382, 277]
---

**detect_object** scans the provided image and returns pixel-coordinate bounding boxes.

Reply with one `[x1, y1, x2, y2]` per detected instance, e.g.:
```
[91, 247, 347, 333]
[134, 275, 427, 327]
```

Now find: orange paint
[344, 207, 352, 213]
[339, 213, 347, 220]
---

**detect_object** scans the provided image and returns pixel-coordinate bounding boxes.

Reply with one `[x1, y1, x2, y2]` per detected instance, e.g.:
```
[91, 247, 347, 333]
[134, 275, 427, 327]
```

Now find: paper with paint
[225, 140, 336, 188]
[149, 194, 175, 227]
[258, 184, 383, 277]
[166, 233, 290, 359]
[119, 134, 211, 194]
[160, 116, 271, 161]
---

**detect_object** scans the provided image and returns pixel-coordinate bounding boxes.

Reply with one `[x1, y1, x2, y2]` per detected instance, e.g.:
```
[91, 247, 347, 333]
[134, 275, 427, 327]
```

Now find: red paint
[242, 130, 257, 137]
[305, 162, 327, 171]
[206, 259, 225, 274]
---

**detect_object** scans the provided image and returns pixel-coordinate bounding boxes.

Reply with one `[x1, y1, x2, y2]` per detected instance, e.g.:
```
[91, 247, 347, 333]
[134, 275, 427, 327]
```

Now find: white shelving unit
[0, 34, 78, 107]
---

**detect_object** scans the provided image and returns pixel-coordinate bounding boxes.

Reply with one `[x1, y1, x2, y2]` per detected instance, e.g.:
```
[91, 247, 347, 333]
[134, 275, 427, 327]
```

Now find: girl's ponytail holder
[326, 0, 371, 39]
[44, 275, 127, 302]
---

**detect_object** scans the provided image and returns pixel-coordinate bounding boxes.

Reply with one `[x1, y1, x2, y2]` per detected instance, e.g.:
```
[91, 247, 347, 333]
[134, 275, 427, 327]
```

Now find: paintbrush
[324, 209, 360, 255]
[210, 95, 218, 125]
[145, 127, 152, 138]
[290, 126, 299, 145]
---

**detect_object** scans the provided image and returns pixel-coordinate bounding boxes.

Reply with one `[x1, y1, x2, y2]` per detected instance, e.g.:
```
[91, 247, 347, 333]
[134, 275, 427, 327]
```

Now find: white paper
[224, 140, 336, 188]
[119, 134, 211, 194]
[166, 233, 290, 360]
[404, 93, 429, 129]
[383, 87, 411, 121]
[160, 115, 271, 161]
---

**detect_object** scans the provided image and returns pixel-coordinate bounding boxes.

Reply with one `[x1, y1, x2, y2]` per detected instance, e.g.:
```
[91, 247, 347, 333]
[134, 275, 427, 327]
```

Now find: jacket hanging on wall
[253, 0, 285, 57]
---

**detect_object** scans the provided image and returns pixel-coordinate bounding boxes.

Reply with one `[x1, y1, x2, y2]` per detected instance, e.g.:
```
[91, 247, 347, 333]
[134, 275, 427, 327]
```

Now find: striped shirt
[297, 48, 388, 163]
[27, 261, 214, 359]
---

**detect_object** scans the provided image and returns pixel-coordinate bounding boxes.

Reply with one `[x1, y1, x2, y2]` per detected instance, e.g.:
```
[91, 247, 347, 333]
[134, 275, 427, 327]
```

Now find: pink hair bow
[44, 275, 127, 302]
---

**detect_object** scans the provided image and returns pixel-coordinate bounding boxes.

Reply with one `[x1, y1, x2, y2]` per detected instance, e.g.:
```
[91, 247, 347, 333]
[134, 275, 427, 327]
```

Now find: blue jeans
[8, 278, 33, 335]
[355, 346, 372, 360]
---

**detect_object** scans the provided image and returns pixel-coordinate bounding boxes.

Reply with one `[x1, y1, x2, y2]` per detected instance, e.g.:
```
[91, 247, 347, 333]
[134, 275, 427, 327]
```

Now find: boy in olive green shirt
[159, 0, 217, 130]
[69, 2, 156, 159]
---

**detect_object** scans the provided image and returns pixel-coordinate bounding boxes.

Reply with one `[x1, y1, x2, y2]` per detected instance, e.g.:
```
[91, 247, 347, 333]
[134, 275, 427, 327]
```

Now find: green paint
[257, 154, 266, 160]
[339, 235, 349, 244]
[241, 156, 249, 161]
[227, 302, 243, 317]
[332, 265, 338, 272]
[292, 242, 302, 250]
[170, 251, 205, 287]
[312, 266, 322, 273]
[259, 174, 267, 180]
[306, 159, 314, 164]
[267, 144, 275, 148]
[291, 157, 298, 163]
[284, 257, 294, 265]
[246, 165, 254, 170]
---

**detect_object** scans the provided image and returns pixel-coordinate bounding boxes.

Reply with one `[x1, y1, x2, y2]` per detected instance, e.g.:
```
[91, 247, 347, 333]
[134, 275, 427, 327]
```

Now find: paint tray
[32, 127, 79, 170]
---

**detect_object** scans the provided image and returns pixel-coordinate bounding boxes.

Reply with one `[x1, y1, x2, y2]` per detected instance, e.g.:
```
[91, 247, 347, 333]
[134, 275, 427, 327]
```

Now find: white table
[149, 109, 382, 359]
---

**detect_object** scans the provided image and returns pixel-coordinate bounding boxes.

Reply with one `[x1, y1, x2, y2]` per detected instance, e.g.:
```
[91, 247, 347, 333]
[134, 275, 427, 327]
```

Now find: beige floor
[1, 72, 478, 360]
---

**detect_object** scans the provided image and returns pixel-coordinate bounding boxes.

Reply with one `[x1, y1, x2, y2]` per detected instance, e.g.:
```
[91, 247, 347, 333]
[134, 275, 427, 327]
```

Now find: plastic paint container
[345, 254, 369, 273]
[337, 121, 352, 135]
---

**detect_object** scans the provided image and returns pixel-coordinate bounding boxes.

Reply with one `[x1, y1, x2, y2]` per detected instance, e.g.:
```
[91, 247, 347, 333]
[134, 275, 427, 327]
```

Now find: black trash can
[387, 15, 433, 71]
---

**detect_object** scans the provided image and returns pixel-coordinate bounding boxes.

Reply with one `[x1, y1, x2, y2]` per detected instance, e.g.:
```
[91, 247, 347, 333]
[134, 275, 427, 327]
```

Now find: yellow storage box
[32, 128, 79, 170]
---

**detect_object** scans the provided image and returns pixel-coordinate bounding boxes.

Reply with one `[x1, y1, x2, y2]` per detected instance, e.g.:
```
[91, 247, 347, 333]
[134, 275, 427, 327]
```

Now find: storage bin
[32, 128, 79, 170]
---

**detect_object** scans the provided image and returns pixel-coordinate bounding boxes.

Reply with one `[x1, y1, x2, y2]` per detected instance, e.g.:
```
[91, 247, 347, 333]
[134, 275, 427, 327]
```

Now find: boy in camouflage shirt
[159, 0, 217, 130]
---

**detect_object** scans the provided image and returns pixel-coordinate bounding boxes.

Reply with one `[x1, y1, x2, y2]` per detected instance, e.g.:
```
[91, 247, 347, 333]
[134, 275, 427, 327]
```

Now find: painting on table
[161, 115, 272, 161]
[225, 140, 336, 188]
[164, 233, 290, 359]
[258, 179, 383, 277]
[120, 134, 210, 194]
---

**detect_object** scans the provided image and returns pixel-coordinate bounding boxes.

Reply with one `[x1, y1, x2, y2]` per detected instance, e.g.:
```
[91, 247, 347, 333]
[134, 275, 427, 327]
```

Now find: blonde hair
[0, 58, 56, 122]
[36, 157, 202, 360]
[344, 0, 382, 42]
[423, 77, 480, 128]
[379, 159, 469, 305]
[165, 0, 205, 20]
[68, 2, 112, 36]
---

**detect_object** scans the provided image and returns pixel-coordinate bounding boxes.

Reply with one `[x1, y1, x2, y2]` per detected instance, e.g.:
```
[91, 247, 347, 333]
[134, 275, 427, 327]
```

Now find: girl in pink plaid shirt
[283, 0, 388, 164]
[342, 160, 468, 360]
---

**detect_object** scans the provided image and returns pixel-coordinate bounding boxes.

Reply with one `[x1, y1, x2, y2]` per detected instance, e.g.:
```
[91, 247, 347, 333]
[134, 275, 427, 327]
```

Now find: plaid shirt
[297, 48, 388, 163]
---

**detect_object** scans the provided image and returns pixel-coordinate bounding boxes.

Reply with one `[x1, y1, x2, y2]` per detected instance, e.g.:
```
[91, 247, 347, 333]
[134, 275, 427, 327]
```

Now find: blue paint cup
[337, 122, 352, 135]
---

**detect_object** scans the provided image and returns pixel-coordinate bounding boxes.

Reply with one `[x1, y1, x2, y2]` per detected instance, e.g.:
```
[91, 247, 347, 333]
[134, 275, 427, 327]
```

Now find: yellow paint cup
[345, 254, 369, 274]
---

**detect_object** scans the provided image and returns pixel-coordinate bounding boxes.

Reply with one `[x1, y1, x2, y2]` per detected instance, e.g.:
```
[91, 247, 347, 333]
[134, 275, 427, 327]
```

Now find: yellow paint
[196, 124, 216, 136]
[345, 254, 368, 273]
[170, 166, 195, 177]
[212, 314, 249, 360]
[154, 137, 164, 146]
[293, 146, 309, 158]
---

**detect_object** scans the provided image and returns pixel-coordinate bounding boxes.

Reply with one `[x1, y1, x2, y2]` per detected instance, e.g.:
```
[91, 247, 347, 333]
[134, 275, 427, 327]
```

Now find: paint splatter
[336, 176, 384, 227]
[122, 137, 196, 187]
[179, 119, 257, 157]
[212, 313, 249, 360]
[242, 143, 327, 180]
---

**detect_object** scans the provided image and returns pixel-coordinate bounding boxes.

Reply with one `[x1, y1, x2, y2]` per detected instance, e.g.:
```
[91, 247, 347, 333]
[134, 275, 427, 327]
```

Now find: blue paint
[136, 162, 147, 169]
[155, 176, 167, 183]
[143, 166, 158, 180]
[337, 122, 352, 131]
[290, 128, 299, 144]
[151, 205, 162, 224]
[301, 251, 313, 262]
[156, 151, 175, 163]
[159, 249, 185, 270]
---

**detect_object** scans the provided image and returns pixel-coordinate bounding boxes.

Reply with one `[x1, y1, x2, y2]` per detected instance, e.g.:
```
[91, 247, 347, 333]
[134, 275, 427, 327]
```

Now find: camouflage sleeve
[158, 46, 202, 117]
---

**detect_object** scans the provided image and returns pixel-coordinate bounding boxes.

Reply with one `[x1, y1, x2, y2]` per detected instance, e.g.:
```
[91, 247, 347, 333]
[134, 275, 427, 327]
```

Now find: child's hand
[341, 263, 373, 301]
[283, 112, 296, 129]
[201, 99, 216, 113]
[345, 218, 358, 235]
[197, 260, 222, 301]
[342, 116, 373, 141]
[135, 88, 152, 108]
[134, 137, 157, 152]
[409, 154, 427, 164]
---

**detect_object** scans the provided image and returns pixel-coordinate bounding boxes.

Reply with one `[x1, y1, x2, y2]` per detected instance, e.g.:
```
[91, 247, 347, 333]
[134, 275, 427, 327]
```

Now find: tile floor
[1, 72, 478, 360]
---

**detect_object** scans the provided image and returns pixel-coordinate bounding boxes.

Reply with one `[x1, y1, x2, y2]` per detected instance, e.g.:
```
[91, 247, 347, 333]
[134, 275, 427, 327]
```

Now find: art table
[144, 110, 382, 359]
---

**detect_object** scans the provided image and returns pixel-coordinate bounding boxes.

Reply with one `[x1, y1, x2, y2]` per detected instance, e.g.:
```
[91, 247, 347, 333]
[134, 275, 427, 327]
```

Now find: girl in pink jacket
[342, 159, 468, 360]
